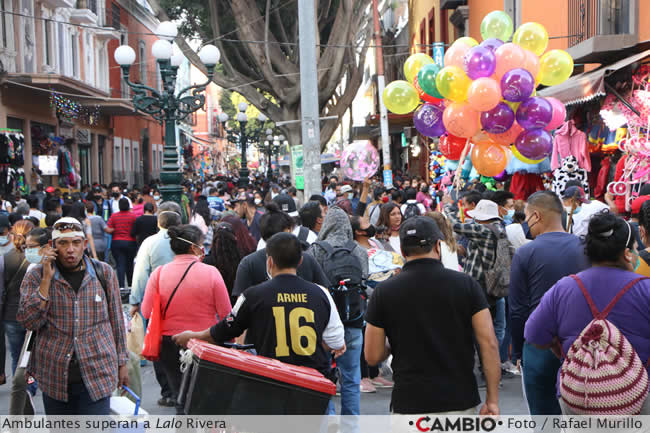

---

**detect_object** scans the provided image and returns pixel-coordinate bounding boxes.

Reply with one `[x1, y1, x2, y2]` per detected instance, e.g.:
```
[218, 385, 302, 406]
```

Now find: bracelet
[38, 290, 49, 302]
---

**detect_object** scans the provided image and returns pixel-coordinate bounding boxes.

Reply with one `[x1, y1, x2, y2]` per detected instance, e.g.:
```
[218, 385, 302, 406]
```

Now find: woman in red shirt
[105, 197, 137, 288]
[142, 224, 231, 414]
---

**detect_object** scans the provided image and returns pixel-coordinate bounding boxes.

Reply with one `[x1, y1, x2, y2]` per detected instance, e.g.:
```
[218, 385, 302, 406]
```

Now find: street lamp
[220, 105, 270, 186]
[115, 21, 220, 204]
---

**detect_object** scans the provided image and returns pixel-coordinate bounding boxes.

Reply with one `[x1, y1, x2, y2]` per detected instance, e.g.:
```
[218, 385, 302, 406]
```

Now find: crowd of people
[0, 168, 647, 417]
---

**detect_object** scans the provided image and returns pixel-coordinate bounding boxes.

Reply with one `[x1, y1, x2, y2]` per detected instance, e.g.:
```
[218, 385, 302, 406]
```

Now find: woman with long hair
[376, 202, 403, 253]
[220, 214, 257, 257]
[203, 222, 241, 305]
[525, 212, 650, 415]
[2, 219, 34, 376]
[425, 211, 459, 271]
[142, 224, 231, 414]
[191, 196, 213, 251]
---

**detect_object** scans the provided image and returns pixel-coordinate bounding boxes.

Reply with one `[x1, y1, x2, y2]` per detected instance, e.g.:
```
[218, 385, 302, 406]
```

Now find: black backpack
[296, 226, 311, 251]
[315, 240, 366, 325]
[403, 202, 421, 220]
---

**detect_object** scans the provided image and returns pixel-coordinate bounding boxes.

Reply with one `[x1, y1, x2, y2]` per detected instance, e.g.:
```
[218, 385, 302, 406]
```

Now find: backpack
[403, 202, 421, 220]
[315, 240, 366, 325]
[559, 275, 649, 415]
[483, 224, 513, 298]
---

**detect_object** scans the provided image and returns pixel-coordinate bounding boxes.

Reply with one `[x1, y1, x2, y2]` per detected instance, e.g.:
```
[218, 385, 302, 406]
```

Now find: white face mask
[347, 193, 354, 200]
[254, 198, 262, 206]
[153, 195, 160, 201]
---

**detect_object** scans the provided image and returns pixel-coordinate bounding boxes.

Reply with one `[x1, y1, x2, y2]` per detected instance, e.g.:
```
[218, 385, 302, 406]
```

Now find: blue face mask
[24, 247, 42, 264]
[0, 236, 8, 245]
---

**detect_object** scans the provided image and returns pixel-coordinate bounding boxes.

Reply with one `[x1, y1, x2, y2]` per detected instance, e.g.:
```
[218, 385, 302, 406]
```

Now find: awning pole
[604, 82, 641, 117]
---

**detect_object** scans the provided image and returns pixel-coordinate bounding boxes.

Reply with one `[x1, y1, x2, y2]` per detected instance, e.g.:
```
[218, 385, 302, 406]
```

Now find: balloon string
[454, 137, 472, 191]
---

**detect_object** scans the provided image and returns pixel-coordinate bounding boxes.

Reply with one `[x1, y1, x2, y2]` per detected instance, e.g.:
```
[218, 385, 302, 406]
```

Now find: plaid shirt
[444, 204, 501, 286]
[17, 257, 128, 402]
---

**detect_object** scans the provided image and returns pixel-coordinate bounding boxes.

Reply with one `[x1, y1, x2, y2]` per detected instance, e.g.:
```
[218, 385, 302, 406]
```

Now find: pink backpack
[559, 275, 649, 415]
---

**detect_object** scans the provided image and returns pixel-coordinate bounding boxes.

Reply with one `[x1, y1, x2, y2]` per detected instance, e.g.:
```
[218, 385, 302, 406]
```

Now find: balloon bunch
[429, 150, 446, 184]
[382, 10, 573, 177]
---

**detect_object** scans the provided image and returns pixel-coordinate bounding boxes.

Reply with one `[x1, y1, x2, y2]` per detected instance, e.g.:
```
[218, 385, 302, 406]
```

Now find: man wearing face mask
[0, 215, 13, 255]
[109, 183, 132, 215]
[324, 177, 338, 205]
[493, 191, 515, 225]
[508, 191, 589, 415]
[335, 185, 354, 215]
[562, 186, 609, 237]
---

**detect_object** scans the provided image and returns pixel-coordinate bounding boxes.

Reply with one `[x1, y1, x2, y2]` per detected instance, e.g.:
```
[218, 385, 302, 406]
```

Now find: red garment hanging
[594, 156, 611, 200]
[510, 173, 545, 201]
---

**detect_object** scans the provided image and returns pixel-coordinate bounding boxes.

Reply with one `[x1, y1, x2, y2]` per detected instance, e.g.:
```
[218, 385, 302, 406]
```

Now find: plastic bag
[127, 313, 145, 359]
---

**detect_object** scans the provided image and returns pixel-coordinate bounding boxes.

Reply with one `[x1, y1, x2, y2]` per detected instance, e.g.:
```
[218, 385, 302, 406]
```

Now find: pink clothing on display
[142, 254, 232, 336]
[551, 120, 591, 172]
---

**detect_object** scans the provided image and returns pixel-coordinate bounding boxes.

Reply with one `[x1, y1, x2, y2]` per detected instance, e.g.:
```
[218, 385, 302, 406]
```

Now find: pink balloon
[467, 77, 501, 112]
[488, 121, 524, 146]
[444, 42, 472, 69]
[443, 102, 480, 138]
[494, 43, 526, 79]
[523, 49, 540, 78]
[545, 97, 567, 131]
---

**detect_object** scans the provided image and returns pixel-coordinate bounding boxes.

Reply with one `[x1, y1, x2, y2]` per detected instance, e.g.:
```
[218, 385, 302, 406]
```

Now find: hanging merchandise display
[0, 129, 27, 196]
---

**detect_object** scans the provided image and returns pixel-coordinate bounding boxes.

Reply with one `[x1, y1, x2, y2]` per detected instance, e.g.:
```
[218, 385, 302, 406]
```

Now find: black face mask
[363, 225, 376, 238]
[112, 192, 120, 198]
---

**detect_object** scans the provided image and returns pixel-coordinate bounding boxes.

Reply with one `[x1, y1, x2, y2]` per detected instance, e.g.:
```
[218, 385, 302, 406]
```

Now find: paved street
[0, 357, 528, 415]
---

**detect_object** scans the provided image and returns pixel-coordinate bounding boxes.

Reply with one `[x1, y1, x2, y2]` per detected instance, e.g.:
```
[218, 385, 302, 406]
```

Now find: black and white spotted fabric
[552, 156, 590, 197]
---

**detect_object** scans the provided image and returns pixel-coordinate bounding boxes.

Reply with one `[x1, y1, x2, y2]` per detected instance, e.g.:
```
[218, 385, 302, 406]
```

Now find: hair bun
[167, 225, 181, 239]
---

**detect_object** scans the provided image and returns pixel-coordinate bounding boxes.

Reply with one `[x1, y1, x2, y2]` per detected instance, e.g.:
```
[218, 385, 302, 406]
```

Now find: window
[98, 134, 105, 184]
[43, 15, 51, 65]
[419, 19, 425, 53]
[113, 137, 122, 173]
[111, 3, 120, 29]
[428, 9, 435, 56]
[57, 22, 64, 73]
[132, 141, 139, 173]
[138, 40, 146, 85]
[124, 139, 131, 173]
[440, 9, 449, 46]
[85, 32, 94, 85]
[71, 33, 79, 76]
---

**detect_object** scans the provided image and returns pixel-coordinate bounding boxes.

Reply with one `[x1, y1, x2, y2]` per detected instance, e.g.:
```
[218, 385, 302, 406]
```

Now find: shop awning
[538, 49, 650, 106]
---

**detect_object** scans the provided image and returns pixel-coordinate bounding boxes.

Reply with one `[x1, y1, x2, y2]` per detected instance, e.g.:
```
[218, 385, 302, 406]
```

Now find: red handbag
[141, 262, 196, 361]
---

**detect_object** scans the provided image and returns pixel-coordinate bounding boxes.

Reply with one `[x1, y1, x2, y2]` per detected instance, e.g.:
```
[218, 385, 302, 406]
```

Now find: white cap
[340, 185, 353, 194]
[466, 200, 502, 222]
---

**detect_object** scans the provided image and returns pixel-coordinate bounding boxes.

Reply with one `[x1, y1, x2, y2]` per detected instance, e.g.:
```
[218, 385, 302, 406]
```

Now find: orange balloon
[471, 141, 510, 177]
[467, 77, 501, 112]
[494, 43, 526, 79]
[444, 42, 472, 69]
[443, 102, 480, 138]
[523, 49, 540, 79]
[488, 121, 524, 146]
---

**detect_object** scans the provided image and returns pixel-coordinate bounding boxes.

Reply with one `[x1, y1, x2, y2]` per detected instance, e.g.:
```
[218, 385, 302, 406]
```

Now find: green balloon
[417, 64, 443, 99]
[480, 10, 513, 42]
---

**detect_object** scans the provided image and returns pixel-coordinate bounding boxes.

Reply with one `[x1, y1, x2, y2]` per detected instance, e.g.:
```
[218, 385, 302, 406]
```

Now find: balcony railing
[568, 0, 631, 47]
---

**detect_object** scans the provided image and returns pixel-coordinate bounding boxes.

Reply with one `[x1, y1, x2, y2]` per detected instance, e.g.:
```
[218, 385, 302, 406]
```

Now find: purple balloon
[464, 46, 496, 79]
[480, 38, 505, 53]
[514, 129, 553, 160]
[516, 97, 553, 130]
[501, 68, 535, 102]
[480, 102, 515, 134]
[413, 103, 446, 137]
[493, 170, 509, 182]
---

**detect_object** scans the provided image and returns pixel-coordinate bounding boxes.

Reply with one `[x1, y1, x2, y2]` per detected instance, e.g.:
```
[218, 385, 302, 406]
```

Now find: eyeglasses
[53, 222, 83, 231]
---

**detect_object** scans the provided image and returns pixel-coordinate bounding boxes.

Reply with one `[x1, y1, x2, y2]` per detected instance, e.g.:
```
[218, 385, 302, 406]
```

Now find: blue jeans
[4, 321, 37, 396]
[499, 298, 512, 362]
[329, 327, 362, 416]
[42, 382, 110, 415]
[522, 342, 562, 415]
[111, 240, 137, 288]
[4, 320, 25, 375]
[493, 298, 506, 350]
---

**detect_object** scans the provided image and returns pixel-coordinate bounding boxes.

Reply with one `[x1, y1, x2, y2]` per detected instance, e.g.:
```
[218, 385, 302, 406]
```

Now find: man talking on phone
[17, 217, 128, 415]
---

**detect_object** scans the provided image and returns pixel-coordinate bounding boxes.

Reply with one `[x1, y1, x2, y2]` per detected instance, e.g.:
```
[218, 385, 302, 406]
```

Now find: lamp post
[114, 21, 220, 204]
[259, 131, 285, 179]
[219, 107, 268, 187]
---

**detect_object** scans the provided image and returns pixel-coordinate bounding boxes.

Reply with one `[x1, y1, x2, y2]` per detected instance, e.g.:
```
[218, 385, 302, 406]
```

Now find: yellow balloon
[435, 66, 471, 103]
[403, 53, 434, 84]
[455, 37, 479, 48]
[539, 50, 574, 86]
[511, 145, 544, 164]
[382, 80, 420, 114]
[513, 22, 548, 56]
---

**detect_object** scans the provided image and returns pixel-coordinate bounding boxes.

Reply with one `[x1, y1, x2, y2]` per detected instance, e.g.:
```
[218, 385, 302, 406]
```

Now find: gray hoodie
[306, 206, 369, 279]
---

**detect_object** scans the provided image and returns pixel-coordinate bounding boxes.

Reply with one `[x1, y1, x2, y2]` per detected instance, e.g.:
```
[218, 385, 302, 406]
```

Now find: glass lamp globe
[265, 128, 273, 135]
[219, 112, 229, 123]
[170, 50, 185, 67]
[257, 113, 267, 122]
[238, 102, 248, 112]
[156, 21, 178, 41]
[198, 44, 220, 66]
[114, 45, 136, 66]
[152, 40, 173, 60]
[236, 112, 248, 122]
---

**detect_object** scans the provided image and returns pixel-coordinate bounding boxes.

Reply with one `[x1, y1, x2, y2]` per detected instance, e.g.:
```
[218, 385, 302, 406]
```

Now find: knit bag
[559, 275, 649, 415]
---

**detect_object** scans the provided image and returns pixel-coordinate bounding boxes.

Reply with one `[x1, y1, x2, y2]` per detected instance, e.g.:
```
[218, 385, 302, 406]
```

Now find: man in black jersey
[173, 232, 346, 379]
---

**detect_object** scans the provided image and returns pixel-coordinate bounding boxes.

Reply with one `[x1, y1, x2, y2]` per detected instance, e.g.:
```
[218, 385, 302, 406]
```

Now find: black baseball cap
[399, 216, 443, 248]
[273, 193, 298, 217]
